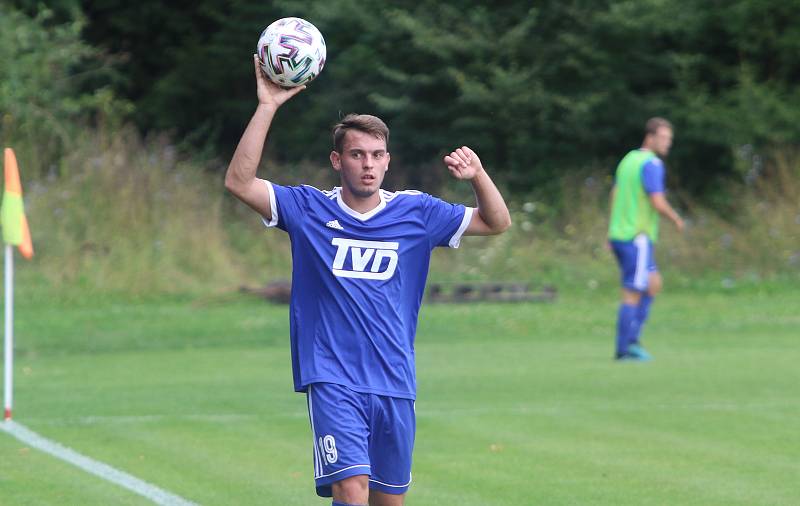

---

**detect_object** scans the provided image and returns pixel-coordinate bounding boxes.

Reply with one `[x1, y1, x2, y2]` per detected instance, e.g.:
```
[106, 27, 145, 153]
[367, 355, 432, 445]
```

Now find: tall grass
[20, 128, 291, 296]
[13, 128, 800, 297]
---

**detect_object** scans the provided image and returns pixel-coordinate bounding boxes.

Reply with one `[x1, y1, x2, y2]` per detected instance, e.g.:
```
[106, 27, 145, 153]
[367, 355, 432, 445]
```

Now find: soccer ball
[257, 17, 326, 87]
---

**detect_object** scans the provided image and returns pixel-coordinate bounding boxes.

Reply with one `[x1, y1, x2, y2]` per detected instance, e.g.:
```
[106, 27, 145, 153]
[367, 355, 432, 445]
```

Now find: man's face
[330, 130, 390, 199]
[649, 127, 674, 157]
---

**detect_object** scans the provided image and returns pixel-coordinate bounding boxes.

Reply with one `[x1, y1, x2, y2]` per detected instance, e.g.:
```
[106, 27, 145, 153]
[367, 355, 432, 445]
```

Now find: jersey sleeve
[641, 158, 665, 194]
[261, 181, 306, 233]
[422, 193, 474, 249]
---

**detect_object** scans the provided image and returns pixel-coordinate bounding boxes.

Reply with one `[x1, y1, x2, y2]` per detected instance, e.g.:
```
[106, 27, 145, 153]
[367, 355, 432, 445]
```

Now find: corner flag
[3, 148, 33, 421]
[2, 148, 34, 259]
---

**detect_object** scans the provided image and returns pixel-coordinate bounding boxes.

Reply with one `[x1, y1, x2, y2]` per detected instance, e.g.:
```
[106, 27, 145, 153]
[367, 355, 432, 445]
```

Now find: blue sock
[631, 295, 654, 345]
[333, 502, 366, 506]
[616, 303, 638, 356]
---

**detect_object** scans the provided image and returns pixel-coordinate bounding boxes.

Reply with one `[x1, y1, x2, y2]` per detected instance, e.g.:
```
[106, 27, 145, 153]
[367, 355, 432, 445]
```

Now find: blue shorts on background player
[224, 55, 511, 506]
[607, 118, 685, 362]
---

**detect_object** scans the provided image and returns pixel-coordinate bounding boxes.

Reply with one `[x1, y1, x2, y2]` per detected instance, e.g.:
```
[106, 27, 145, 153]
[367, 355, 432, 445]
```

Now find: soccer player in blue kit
[608, 118, 684, 361]
[224, 55, 511, 506]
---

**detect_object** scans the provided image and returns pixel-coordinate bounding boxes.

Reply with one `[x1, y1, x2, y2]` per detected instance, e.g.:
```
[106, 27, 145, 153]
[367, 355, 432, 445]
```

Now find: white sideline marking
[1, 420, 198, 506]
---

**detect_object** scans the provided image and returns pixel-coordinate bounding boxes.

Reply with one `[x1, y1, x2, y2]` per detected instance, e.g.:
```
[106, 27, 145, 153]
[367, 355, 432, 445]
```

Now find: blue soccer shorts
[306, 382, 415, 497]
[610, 233, 657, 292]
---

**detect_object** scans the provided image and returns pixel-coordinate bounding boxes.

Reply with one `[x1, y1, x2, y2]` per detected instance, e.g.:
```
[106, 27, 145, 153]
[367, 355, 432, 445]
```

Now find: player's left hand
[674, 215, 686, 233]
[444, 146, 484, 180]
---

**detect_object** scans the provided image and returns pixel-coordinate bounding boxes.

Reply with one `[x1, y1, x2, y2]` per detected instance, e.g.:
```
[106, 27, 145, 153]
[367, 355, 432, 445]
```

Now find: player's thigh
[332, 475, 369, 504]
[367, 395, 415, 496]
[647, 271, 663, 296]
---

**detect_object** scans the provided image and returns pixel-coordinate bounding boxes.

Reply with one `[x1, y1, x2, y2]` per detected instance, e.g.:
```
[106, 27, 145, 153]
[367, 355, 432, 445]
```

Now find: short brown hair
[332, 114, 389, 153]
[645, 117, 673, 136]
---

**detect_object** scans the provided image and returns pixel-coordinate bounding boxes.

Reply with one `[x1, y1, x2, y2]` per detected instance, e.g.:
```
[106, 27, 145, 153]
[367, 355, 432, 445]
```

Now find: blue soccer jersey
[263, 183, 473, 400]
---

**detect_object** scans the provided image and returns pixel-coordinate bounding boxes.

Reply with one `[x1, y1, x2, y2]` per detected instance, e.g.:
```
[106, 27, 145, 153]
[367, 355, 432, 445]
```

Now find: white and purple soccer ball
[257, 17, 326, 87]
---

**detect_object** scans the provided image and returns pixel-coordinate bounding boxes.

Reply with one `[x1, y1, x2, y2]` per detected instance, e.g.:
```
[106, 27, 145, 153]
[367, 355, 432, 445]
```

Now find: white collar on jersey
[335, 187, 387, 221]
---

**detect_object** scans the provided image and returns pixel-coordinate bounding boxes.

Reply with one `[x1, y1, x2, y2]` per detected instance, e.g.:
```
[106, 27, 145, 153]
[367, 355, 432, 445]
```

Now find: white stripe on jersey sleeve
[383, 189, 421, 202]
[449, 207, 475, 248]
[260, 180, 279, 228]
[301, 184, 335, 198]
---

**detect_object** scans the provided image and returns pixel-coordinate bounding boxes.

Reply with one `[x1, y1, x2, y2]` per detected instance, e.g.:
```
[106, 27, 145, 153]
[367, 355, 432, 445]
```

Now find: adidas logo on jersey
[326, 220, 344, 230]
[331, 238, 399, 281]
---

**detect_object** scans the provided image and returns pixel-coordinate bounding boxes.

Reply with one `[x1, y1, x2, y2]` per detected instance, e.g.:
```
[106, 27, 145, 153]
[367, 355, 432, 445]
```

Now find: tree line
[5, 0, 800, 199]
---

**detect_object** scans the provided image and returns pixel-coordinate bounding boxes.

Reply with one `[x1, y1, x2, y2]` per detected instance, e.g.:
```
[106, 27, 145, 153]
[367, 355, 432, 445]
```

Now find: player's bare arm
[649, 192, 685, 232]
[224, 54, 305, 218]
[444, 146, 511, 235]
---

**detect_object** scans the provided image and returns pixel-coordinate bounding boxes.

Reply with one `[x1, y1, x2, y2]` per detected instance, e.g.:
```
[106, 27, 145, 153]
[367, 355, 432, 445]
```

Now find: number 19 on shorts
[319, 435, 338, 464]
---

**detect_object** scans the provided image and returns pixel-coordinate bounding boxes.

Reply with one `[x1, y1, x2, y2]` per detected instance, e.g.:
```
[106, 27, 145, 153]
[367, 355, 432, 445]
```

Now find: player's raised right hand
[444, 146, 485, 180]
[253, 54, 305, 108]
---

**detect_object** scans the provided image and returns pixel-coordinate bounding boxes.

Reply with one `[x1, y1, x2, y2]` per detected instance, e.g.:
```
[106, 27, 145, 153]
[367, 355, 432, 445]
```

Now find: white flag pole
[3, 244, 13, 420]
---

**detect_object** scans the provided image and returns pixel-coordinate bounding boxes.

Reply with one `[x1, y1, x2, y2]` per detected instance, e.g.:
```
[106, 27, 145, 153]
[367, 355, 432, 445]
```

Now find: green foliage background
[9, 0, 800, 191]
[1, 1, 799, 294]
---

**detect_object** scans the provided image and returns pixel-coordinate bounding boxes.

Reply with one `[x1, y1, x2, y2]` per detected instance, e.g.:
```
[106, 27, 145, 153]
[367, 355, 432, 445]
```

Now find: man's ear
[330, 151, 341, 171]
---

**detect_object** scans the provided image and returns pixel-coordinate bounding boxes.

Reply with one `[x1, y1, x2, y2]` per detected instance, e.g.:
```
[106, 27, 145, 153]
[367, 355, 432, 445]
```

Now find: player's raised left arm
[444, 146, 511, 236]
[225, 55, 305, 218]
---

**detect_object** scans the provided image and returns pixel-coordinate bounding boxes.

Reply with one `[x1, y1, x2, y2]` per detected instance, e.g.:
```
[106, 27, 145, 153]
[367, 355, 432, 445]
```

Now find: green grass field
[1, 288, 799, 505]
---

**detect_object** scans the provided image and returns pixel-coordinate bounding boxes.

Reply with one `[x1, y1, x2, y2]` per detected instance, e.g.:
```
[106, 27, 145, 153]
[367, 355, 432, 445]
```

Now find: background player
[608, 117, 685, 361]
[224, 55, 511, 506]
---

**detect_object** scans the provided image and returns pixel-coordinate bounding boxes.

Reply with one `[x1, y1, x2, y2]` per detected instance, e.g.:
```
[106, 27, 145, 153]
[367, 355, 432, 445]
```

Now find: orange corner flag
[2, 148, 34, 259]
